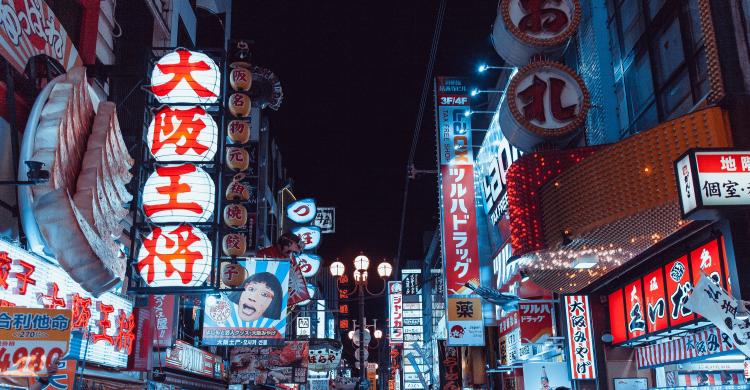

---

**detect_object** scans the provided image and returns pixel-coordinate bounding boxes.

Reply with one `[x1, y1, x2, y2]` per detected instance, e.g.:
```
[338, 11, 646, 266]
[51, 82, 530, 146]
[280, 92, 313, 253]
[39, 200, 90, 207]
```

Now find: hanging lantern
[220, 262, 247, 287]
[226, 119, 251, 144]
[230, 66, 253, 91]
[142, 164, 215, 224]
[295, 253, 322, 278]
[222, 233, 247, 257]
[136, 225, 212, 287]
[225, 147, 250, 171]
[291, 226, 322, 250]
[286, 198, 317, 224]
[225, 174, 250, 201]
[147, 106, 218, 162]
[228, 93, 251, 117]
[224, 204, 248, 228]
[149, 49, 221, 105]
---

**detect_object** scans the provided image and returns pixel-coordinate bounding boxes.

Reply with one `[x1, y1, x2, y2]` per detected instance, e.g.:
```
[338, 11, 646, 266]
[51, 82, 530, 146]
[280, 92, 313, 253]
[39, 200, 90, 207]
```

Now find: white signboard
[296, 316, 311, 337]
[675, 149, 750, 218]
[564, 295, 596, 379]
[388, 281, 403, 344]
[312, 207, 335, 233]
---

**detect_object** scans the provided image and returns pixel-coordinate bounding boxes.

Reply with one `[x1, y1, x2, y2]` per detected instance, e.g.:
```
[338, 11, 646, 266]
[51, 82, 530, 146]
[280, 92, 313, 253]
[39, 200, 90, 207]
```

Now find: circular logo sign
[136, 224, 212, 287]
[142, 164, 216, 224]
[501, 0, 580, 46]
[149, 49, 221, 105]
[147, 106, 218, 162]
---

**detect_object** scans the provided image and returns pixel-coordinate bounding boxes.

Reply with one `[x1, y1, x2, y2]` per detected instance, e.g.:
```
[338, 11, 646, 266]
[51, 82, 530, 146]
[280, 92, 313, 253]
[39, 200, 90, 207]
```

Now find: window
[607, 0, 709, 138]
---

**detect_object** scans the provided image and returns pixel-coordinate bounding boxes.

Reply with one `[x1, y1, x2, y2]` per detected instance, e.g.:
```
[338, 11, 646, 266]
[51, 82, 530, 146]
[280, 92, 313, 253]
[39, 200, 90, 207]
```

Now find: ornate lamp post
[330, 254, 392, 389]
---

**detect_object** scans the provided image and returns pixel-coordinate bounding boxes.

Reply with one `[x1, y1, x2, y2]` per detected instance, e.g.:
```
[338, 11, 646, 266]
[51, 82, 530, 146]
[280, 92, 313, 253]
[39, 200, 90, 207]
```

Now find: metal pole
[359, 282, 366, 389]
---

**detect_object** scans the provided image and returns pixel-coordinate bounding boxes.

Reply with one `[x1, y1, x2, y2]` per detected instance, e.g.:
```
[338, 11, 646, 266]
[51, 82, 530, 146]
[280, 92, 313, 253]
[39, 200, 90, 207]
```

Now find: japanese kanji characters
[150, 49, 220, 104]
[142, 164, 216, 223]
[517, 0, 570, 35]
[136, 225, 212, 287]
[148, 106, 218, 161]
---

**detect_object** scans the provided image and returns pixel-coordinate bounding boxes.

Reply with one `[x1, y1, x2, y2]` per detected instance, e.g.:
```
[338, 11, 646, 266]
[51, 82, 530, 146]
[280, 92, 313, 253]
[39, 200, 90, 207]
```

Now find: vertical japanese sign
[402, 269, 429, 389]
[0, 307, 71, 376]
[312, 207, 336, 233]
[388, 281, 403, 344]
[438, 341, 462, 389]
[564, 295, 596, 380]
[150, 294, 177, 347]
[434, 76, 484, 346]
[136, 48, 223, 290]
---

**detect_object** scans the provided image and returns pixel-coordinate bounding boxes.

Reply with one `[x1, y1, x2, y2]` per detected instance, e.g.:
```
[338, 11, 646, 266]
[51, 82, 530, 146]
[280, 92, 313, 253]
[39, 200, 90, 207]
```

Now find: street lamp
[478, 64, 516, 73]
[330, 254, 391, 389]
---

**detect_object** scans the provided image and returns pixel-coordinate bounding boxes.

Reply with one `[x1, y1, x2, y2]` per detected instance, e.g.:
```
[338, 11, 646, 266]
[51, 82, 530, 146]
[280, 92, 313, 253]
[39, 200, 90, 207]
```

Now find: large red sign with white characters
[608, 237, 730, 343]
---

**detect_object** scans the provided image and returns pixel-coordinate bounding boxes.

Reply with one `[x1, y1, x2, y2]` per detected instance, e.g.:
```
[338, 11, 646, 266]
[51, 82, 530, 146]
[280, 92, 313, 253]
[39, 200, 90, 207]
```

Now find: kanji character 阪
[71, 293, 93, 329]
[151, 106, 211, 157]
[150, 49, 217, 98]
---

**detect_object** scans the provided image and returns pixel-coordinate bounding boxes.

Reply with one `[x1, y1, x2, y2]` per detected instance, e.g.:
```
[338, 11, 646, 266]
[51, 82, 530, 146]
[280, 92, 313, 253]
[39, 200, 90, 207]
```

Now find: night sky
[231, 1, 497, 266]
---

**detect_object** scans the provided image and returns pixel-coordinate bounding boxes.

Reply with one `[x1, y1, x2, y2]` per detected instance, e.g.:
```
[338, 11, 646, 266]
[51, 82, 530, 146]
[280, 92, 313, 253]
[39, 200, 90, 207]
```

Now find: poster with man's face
[202, 259, 290, 346]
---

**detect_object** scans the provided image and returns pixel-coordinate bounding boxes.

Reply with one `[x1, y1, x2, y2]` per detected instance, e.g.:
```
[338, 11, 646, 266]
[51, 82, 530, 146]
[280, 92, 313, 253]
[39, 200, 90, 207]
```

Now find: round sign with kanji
[142, 164, 216, 224]
[286, 198, 317, 224]
[136, 224, 213, 287]
[149, 49, 221, 105]
[501, 60, 589, 151]
[147, 106, 219, 162]
[493, 0, 581, 66]
[291, 226, 322, 250]
[294, 253, 322, 278]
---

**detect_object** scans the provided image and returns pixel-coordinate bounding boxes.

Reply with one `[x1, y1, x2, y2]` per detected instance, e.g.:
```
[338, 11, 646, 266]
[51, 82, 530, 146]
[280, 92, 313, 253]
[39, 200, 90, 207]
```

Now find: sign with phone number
[0, 307, 72, 376]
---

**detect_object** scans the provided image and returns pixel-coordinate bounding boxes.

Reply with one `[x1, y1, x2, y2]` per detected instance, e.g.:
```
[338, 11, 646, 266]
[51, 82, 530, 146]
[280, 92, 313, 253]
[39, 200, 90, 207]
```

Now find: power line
[395, 0, 448, 273]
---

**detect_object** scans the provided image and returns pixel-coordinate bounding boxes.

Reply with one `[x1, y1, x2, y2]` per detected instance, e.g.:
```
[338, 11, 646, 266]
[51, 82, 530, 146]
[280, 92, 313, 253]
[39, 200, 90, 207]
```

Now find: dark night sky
[231, 1, 497, 266]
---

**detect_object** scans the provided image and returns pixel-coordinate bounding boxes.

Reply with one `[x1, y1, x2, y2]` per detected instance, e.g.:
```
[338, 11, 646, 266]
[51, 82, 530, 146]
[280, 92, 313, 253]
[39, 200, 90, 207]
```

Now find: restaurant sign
[608, 237, 731, 344]
[636, 327, 735, 369]
[676, 149, 750, 219]
[0, 240, 133, 369]
[564, 295, 596, 380]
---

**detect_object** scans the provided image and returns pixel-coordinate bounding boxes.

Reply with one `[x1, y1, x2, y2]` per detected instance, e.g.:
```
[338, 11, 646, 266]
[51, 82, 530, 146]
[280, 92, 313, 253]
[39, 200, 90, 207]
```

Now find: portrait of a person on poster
[202, 259, 291, 346]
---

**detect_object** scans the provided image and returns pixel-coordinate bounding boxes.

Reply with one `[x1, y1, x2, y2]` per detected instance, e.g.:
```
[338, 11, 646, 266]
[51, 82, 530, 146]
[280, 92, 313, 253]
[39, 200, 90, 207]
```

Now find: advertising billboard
[0, 240, 134, 369]
[0, 307, 72, 376]
[388, 281, 403, 344]
[564, 295, 596, 380]
[229, 341, 309, 385]
[434, 76, 484, 346]
[203, 259, 291, 346]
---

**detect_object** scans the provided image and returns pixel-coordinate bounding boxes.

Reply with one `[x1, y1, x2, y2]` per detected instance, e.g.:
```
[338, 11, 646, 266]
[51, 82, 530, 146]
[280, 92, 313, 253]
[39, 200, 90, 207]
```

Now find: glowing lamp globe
[136, 225, 212, 287]
[374, 329, 383, 339]
[147, 106, 218, 162]
[142, 164, 215, 223]
[353, 270, 362, 282]
[348, 330, 355, 340]
[149, 49, 221, 104]
[330, 261, 345, 277]
[377, 262, 392, 278]
[354, 254, 370, 271]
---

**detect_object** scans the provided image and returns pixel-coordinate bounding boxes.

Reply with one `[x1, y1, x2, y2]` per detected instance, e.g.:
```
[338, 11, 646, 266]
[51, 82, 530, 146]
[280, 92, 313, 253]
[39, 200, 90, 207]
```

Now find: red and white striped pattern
[636, 327, 735, 369]
[681, 373, 744, 386]
[564, 295, 596, 379]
